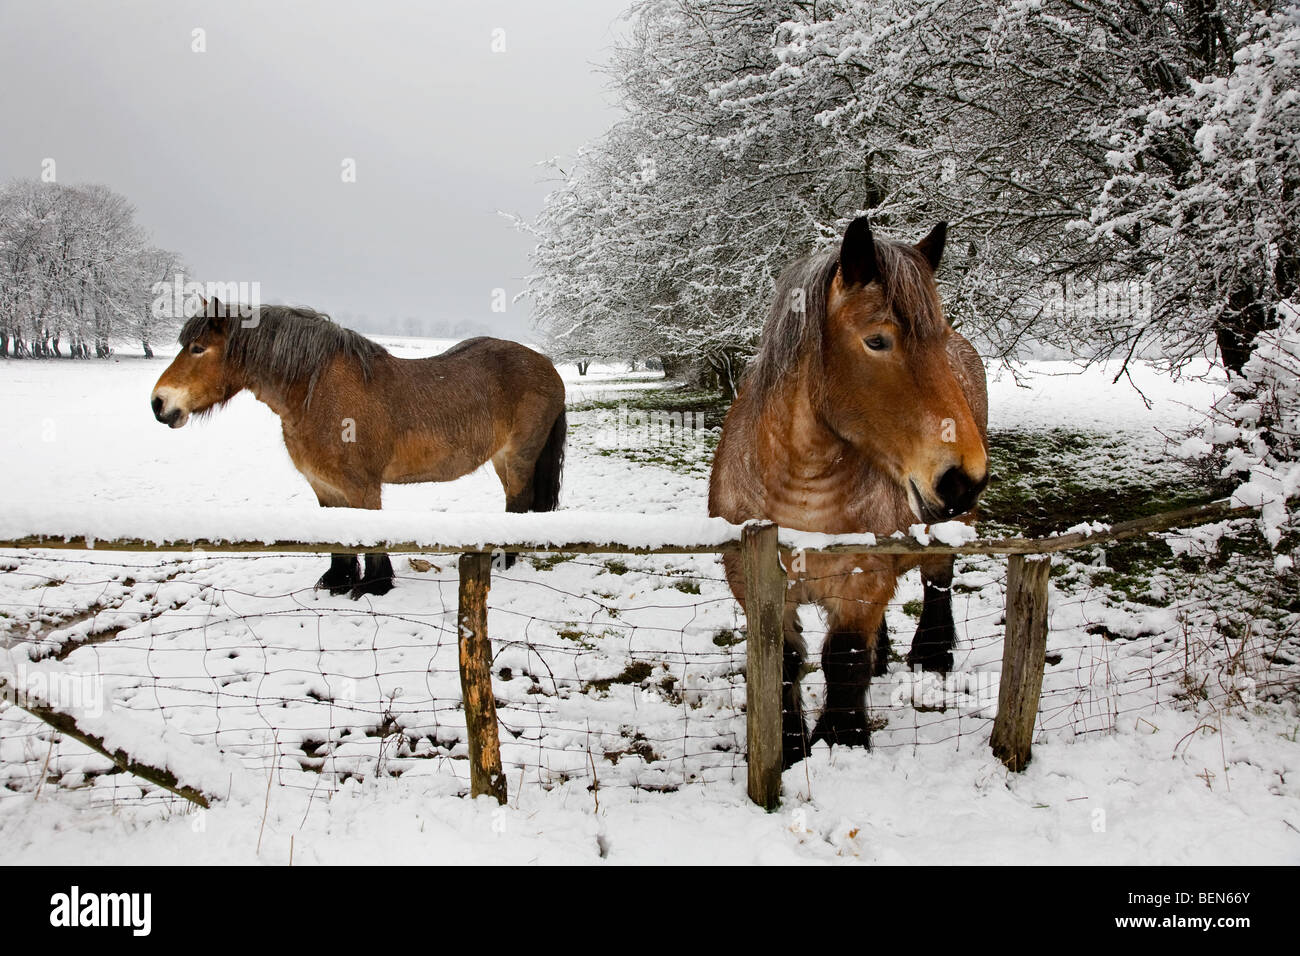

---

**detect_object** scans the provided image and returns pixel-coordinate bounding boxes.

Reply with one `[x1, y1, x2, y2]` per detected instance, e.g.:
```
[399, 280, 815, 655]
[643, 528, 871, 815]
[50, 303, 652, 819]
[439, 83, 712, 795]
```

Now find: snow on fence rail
[0, 497, 1274, 811]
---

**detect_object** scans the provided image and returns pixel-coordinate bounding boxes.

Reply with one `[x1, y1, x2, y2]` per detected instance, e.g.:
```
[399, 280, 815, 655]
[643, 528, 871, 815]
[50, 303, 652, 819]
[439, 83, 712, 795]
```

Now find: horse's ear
[916, 222, 947, 272]
[205, 297, 234, 333]
[839, 216, 879, 288]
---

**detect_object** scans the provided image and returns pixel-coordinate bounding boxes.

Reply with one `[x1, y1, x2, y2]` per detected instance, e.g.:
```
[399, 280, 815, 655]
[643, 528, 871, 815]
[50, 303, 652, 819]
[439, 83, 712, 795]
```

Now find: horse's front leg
[349, 484, 394, 598]
[310, 490, 362, 595]
[810, 575, 894, 752]
[318, 551, 361, 596]
[353, 552, 395, 598]
[908, 554, 957, 673]
[310, 481, 393, 598]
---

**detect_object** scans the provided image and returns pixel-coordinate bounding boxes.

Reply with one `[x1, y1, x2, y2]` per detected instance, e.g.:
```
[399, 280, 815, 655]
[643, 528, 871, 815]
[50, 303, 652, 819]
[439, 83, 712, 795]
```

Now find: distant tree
[128, 246, 188, 358]
[0, 179, 184, 359]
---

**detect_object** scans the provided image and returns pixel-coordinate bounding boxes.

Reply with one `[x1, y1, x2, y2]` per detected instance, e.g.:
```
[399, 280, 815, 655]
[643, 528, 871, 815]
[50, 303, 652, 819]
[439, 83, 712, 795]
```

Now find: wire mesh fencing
[1, 518, 1295, 813]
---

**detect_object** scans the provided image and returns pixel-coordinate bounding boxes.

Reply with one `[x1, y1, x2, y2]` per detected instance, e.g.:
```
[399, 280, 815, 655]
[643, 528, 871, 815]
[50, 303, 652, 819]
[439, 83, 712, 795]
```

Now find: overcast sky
[0, 0, 631, 338]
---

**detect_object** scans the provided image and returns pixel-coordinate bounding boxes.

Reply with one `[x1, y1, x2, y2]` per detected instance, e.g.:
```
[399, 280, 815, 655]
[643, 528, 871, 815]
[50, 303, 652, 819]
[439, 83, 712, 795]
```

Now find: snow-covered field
[1, 345, 1297, 865]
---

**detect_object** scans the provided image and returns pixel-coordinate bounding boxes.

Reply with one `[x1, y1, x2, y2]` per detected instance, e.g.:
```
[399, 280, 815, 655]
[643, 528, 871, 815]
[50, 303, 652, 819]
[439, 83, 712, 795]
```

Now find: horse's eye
[864, 334, 891, 352]
[190, 345, 205, 355]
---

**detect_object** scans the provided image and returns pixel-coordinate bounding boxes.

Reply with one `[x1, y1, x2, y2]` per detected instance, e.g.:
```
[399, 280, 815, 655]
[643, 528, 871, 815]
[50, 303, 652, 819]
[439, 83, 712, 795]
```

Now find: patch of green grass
[672, 578, 701, 594]
[568, 385, 730, 418]
[585, 660, 655, 694]
[555, 626, 598, 650]
[981, 427, 1232, 537]
[589, 433, 720, 478]
[976, 425, 1244, 604]
[528, 552, 575, 571]
[902, 599, 924, 618]
[568, 385, 725, 478]
[712, 628, 743, 647]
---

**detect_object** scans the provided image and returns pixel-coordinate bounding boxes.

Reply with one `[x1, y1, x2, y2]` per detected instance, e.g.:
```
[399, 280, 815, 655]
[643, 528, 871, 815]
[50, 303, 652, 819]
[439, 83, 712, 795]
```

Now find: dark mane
[179, 305, 385, 406]
[747, 237, 949, 403]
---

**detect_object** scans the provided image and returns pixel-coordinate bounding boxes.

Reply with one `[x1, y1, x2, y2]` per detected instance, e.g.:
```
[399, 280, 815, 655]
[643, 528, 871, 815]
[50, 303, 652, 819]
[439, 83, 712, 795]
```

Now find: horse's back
[430, 336, 561, 384]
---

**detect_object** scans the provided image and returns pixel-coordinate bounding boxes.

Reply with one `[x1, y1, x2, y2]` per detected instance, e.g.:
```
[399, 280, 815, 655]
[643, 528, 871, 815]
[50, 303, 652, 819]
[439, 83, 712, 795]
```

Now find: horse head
[821, 216, 988, 522]
[151, 298, 243, 428]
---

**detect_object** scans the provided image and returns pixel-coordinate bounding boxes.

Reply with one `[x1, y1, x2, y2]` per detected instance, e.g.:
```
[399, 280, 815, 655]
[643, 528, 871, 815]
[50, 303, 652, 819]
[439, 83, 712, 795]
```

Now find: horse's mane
[178, 305, 385, 406]
[747, 236, 948, 403]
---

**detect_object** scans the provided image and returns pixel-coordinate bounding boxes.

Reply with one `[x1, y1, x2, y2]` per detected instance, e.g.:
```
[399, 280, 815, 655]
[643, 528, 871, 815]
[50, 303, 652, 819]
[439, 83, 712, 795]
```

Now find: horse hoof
[907, 635, 954, 674]
[906, 649, 953, 674]
[349, 578, 395, 599]
[810, 711, 871, 751]
[316, 576, 355, 596]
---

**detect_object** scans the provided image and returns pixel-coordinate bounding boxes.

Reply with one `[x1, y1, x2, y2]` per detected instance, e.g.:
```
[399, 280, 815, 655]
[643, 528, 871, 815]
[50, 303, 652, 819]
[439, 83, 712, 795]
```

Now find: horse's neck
[246, 376, 307, 428]
[755, 382, 897, 534]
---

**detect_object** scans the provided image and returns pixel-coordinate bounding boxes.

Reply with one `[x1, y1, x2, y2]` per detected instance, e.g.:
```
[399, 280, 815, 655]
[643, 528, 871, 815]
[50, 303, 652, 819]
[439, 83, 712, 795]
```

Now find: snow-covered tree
[1089, 7, 1300, 373]
[526, 1, 842, 393]
[529, 0, 1296, 380]
[0, 179, 184, 358]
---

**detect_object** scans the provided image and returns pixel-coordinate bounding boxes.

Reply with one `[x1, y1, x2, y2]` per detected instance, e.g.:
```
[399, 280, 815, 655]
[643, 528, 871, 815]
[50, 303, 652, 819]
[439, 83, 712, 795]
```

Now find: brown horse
[151, 301, 567, 597]
[709, 216, 989, 767]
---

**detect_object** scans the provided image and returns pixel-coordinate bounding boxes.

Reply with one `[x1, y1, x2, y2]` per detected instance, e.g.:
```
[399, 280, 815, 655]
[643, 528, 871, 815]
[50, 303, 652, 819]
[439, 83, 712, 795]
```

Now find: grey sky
[0, 0, 630, 339]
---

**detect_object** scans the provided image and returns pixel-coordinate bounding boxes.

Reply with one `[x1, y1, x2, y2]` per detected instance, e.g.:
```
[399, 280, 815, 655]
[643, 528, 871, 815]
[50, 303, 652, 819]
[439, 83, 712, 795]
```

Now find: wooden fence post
[457, 552, 507, 804]
[742, 522, 784, 811]
[991, 554, 1052, 771]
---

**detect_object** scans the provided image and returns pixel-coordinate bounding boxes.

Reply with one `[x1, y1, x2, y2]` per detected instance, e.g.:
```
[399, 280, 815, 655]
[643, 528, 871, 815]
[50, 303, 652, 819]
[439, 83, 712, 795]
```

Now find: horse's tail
[530, 409, 566, 512]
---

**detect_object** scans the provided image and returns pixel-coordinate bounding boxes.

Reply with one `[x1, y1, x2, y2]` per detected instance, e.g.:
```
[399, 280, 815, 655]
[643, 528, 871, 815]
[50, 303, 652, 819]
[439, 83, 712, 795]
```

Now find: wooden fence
[0, 496, 1263, 810]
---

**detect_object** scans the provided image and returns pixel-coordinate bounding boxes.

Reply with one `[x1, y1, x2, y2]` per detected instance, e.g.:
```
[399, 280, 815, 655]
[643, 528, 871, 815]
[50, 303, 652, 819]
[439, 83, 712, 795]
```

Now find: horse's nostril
[151, 396, 163, 416]
[934, 466, 986, 517]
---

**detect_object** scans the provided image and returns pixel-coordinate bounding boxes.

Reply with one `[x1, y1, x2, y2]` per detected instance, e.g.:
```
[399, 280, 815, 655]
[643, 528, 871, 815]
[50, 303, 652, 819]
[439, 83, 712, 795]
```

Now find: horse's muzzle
[152, 394, 185, 428]
[911, 468, 989, 523]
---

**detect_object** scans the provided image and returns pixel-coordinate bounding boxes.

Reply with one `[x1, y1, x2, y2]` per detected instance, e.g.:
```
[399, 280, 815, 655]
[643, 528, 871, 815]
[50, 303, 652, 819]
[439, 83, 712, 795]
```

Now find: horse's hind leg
[908, 555, 957, 673]
[491, 452, 536, 570]
[781, 606, 811, 769]
[492, 444, 541, 513]
[722, 552, 810, 768]
[874, 617, 892, 677]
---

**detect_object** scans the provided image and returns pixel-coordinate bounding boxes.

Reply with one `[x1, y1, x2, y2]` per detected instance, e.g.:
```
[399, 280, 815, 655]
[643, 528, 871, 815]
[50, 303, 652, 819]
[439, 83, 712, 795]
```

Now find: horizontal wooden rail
[0, 535, 740, 556]
[0, 496, 1271, 558]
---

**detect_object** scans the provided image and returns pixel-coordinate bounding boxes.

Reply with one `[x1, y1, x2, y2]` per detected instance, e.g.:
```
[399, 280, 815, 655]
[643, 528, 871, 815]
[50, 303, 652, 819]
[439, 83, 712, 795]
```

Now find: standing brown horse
[151, 302, 566, 597]
[709, 216, 989, 767]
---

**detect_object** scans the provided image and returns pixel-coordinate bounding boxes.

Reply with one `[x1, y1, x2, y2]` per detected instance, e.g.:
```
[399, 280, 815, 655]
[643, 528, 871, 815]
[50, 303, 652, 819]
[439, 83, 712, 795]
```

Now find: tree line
[0, 179, 184, 359]
[526, 0, 1300, 390]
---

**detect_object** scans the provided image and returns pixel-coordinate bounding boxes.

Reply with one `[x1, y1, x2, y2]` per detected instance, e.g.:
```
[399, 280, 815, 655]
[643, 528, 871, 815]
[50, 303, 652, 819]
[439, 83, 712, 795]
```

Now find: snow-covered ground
[1, 346, 1297, 865]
